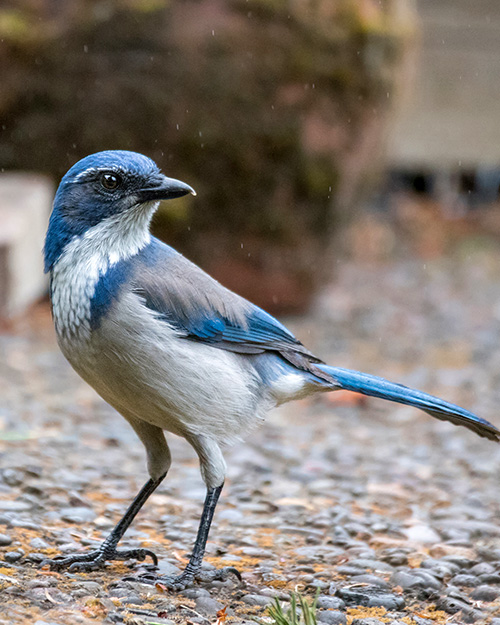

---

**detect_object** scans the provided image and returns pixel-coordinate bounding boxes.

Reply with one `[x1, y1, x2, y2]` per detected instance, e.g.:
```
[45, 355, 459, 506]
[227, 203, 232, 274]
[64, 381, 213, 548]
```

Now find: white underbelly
[57, 294, 271, 445]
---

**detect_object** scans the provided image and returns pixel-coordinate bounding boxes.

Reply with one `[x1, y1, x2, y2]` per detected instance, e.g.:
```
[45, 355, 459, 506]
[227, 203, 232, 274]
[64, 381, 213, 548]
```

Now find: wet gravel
[2, 246, 500, 623]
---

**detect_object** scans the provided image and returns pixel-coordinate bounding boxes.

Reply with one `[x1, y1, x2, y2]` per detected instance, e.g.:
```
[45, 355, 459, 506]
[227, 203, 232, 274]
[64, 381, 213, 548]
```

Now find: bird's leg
[43, 475, 165, 572]
[135, 483, 241, 590]
[132, 435, 241, 590]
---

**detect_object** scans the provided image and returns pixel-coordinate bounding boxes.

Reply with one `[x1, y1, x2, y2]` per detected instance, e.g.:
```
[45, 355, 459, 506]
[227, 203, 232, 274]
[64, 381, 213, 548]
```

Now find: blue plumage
[42, 149, 500, 589]
[90, 259, 135, 330]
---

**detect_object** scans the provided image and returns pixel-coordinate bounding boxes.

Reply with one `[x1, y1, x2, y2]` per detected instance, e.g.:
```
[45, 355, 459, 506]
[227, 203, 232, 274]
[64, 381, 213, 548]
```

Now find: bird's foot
[41, 546, 158, 572]
[130, 565, 242, 591]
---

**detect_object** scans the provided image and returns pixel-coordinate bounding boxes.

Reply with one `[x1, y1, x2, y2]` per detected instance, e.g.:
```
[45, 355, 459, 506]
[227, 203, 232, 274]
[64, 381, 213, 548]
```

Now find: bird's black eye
[100, 172, 121, 190]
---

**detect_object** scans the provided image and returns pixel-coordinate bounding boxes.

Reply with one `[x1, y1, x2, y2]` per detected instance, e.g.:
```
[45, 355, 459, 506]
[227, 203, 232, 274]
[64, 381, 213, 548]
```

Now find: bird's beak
[137, 175, 196, 203]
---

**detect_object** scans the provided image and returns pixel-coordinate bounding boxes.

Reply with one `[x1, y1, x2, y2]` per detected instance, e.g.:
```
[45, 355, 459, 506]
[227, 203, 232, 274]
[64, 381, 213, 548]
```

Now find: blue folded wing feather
[132, 238, 318, 362]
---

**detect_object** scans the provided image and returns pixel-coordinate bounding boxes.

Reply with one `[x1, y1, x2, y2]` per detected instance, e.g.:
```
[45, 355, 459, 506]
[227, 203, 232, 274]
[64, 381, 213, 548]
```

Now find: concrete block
[0, 173, 53, 318]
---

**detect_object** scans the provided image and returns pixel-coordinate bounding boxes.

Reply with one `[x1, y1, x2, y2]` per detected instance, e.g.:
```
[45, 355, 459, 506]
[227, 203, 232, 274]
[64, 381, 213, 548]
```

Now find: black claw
[195, 565, 242, 584]
[133, 565, 243, 591]
[40, 546, 158, 572]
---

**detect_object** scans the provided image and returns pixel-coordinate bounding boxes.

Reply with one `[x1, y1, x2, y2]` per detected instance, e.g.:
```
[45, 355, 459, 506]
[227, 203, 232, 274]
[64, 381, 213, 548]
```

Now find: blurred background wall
[0, 0, 416, 316]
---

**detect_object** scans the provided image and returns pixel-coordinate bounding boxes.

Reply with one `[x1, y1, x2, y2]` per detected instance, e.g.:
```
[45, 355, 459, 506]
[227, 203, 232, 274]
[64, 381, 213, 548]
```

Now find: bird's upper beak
[137, 174, 196, 203]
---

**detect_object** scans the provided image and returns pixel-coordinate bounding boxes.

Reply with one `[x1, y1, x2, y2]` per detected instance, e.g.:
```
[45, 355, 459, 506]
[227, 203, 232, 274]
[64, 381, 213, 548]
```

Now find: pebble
[436, 595, 472, 614]
[351, 619, 385, 625]
[0, 533, 12, 546]
[450, 574, 479, 587]
[470, 584, 500, 601]
[0, 501, 32, 512]
[404, 524, 441, 544]
[194, 595, 223, 615]
[75, 581, 101, 595]
[60, 507, 96, 523]
[2, 469, 24, 487]
[379, 549, 409, 566]
[317, 611, 347, 625]
[29, 537, 50, 550]
[4, 550, 23, 563]
[420, 558, 459, 577]
[317, 596, 345, 610]
[348, 574, 389, 588]
[470, 562, 495, 575]
[242, 594, 273, 606]
[337, 585, 405, 610]
[391, 569, 442, 591]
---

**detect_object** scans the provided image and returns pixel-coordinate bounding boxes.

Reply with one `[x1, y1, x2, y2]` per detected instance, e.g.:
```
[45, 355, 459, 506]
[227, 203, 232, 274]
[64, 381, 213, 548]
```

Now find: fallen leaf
[215, 605, 227, 625]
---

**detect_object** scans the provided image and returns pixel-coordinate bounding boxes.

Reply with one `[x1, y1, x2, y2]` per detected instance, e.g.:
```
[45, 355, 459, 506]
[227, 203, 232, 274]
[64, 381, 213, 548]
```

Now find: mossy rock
[0, 0, 414, 311]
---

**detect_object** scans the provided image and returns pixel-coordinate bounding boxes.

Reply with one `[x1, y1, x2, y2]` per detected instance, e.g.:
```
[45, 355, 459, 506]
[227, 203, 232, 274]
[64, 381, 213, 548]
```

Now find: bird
[43, 149, 500, 590]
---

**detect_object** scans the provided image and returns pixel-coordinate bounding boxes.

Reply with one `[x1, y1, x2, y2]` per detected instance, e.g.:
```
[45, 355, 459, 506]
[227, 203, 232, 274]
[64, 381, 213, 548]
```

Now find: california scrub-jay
[43, 150, 499, 589]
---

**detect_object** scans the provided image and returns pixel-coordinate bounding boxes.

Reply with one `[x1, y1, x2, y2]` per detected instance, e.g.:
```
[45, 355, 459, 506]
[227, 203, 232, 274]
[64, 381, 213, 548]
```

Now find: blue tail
[315, 365, 499, 442]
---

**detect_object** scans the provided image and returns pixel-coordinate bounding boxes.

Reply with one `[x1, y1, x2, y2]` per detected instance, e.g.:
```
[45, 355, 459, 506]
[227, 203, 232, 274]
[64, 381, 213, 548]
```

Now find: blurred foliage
[0, 0, 414, 310]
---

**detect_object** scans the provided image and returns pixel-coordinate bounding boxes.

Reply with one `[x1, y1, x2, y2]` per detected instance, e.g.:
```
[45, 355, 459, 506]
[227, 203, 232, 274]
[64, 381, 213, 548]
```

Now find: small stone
[2, 469, 24, 487]
[182, 588, 210, 599]
[478, 573, 500, 583]
[477, 547, 500, 562]
[26, 553, 46, 563]
[194, 595, 223, 615]
[404, 524, 441, 544]
[76, 581, 101, 595]
[351, 619, 384, 625]
[349, 574, 389, 589]
[436, 596, 471, 615]
[60, 507, 96, 523]
[4, 550, 23, 563]
[30, 537, 50, 550]
[0, 533, 12, 546]
[461, 608, 485, 624]
[156, 560, 181, 577]
[470, 562, 494, 576]
[242, 594, 273, 606]
[470, 584, 500, 601]
[420, 558, 459, 577]
[379, 548, 409, 567]
[317, 596, 345, 610]
[367, 594, 405, 610]
[337, 585, 404, 610]
[391, 569, 441, 591]
[317, 611, 347, 625]
[450, 574, 479, 587]
[348, 559, 394, 572]
[0, 500, 32, 512]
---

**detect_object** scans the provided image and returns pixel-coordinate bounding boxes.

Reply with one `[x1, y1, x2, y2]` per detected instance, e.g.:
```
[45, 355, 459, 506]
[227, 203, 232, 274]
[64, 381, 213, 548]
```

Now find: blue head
[44, 150, 195, 272]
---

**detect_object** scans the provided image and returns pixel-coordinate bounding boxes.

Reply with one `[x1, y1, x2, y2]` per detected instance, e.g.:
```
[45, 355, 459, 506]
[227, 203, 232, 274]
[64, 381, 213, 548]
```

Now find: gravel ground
[2, 246, 500, 624]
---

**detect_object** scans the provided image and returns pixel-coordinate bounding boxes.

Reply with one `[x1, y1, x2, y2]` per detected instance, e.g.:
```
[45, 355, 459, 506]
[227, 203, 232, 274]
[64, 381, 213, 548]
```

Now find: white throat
[50, 202, 157, 342]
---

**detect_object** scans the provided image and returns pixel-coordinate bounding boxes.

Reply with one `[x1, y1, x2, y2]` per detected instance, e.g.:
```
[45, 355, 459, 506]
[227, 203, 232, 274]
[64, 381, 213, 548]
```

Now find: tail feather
[315, 365, 499, 442]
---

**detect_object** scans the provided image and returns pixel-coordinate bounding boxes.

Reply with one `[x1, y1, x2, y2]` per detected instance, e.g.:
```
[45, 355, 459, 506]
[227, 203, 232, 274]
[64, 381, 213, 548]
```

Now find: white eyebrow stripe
[73, 166, 129, 181]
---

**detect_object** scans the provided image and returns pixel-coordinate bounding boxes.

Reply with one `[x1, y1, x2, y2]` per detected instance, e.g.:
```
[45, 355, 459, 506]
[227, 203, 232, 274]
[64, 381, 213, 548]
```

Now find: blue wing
[131, 238, 321, 366]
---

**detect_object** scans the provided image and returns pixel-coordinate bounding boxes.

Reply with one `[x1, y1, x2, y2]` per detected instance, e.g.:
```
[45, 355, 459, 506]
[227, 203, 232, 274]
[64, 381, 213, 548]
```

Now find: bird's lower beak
[137, 175, 196, 203]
